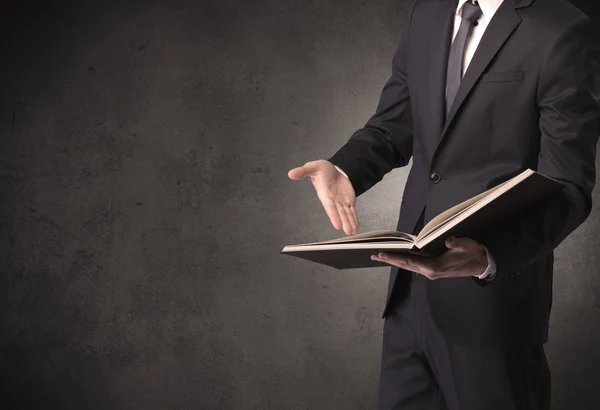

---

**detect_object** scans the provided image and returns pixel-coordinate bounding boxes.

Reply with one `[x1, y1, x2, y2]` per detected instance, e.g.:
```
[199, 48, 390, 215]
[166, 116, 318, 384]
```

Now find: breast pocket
[479, 71, 524, 83]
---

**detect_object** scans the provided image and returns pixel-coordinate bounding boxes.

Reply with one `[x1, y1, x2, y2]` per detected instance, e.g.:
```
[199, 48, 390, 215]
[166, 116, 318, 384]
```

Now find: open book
[280, 169, 564, 269]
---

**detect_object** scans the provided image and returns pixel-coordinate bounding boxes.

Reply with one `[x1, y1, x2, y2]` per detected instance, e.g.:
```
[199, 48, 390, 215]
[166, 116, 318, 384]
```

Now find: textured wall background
[0, 1, 599, 409]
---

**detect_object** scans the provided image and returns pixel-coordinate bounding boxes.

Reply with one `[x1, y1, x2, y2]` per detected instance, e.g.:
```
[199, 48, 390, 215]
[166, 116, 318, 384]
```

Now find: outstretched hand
[288, 160, 359, 235]
[370, 236, 489, 279]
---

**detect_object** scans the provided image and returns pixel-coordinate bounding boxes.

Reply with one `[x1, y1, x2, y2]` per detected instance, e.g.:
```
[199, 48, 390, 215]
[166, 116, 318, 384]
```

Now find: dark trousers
[378, 210, 551, 410]
[378, 278, 550, 410]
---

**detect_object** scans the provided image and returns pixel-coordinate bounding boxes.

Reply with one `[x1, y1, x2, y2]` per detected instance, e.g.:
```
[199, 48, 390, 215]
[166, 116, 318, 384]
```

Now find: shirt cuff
[334, 165, 350, 179]
[333, 165, 349, 179]
[476, 245, 496, 281]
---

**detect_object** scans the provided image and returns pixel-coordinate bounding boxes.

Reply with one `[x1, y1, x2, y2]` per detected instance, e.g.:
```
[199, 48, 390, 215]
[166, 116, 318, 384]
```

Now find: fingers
[321, 197, 358, 234]
[321, 198, 343, 231]
[349, 204, 359, 233]
[398, 254, 437, 277]
[336, 202, 357, 235]
[372, 253, 439, 278]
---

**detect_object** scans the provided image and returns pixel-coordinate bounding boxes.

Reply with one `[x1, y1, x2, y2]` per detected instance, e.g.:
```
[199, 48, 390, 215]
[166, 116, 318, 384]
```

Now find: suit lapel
[427, 0, 458, 145]
[432, 0, 522, 161]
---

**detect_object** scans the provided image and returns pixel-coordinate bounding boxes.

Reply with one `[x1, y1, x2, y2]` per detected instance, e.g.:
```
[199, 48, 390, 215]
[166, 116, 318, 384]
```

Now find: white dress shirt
[334, 0, 504, 279]
[453, 0, 505, 77]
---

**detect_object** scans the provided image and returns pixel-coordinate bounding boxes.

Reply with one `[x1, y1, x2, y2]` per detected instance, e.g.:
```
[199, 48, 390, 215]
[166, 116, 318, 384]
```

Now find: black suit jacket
[328, 0, 600, 348]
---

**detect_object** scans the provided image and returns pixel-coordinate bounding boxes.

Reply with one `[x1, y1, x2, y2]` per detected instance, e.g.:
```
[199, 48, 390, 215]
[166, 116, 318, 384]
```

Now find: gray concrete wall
[0, 0, 598, 409]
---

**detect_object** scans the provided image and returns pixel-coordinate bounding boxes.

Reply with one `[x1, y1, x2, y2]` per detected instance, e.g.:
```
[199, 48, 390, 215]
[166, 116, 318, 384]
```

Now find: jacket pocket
[479, 71, 524, 83]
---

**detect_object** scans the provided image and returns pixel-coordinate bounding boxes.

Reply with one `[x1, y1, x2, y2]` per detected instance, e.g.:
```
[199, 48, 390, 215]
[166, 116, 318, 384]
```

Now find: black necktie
[445, 0, 482, 116]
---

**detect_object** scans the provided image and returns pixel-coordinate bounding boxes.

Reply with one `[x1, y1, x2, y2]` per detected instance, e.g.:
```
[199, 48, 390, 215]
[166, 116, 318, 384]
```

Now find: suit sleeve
[478, 18, 600, 282]
[326, 8, 415, 198]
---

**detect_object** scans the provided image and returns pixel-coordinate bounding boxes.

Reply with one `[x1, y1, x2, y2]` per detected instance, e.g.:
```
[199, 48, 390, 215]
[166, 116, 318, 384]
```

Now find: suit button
[429, 171, 441, 183]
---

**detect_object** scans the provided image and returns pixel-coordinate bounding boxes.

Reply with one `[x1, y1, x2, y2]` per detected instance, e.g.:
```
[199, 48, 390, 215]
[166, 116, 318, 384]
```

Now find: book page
[282, 241, 415, 252]
[415, 169, 534, 248]
[295, 230, 416, 246]
[416, 171, 530, 241]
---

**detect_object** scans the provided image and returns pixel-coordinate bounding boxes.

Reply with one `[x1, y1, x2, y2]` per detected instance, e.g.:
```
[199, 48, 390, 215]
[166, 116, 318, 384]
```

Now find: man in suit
[288, 0, 600, 408]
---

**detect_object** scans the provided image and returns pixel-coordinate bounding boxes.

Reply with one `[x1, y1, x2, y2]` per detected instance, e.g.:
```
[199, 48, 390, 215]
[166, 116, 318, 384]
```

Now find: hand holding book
[282, 169, 564, 270]
[370, 235, 493, 280]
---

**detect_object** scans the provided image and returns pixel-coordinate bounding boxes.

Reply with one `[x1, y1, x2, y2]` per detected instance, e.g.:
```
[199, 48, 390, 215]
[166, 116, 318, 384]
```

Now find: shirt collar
[456, 0, 505, 21]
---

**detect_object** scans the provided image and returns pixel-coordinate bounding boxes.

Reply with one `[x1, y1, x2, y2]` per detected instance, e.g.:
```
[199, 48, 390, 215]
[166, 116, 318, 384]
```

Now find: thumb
[288, 162, 320, 180]
[445, 236, 473, 251]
